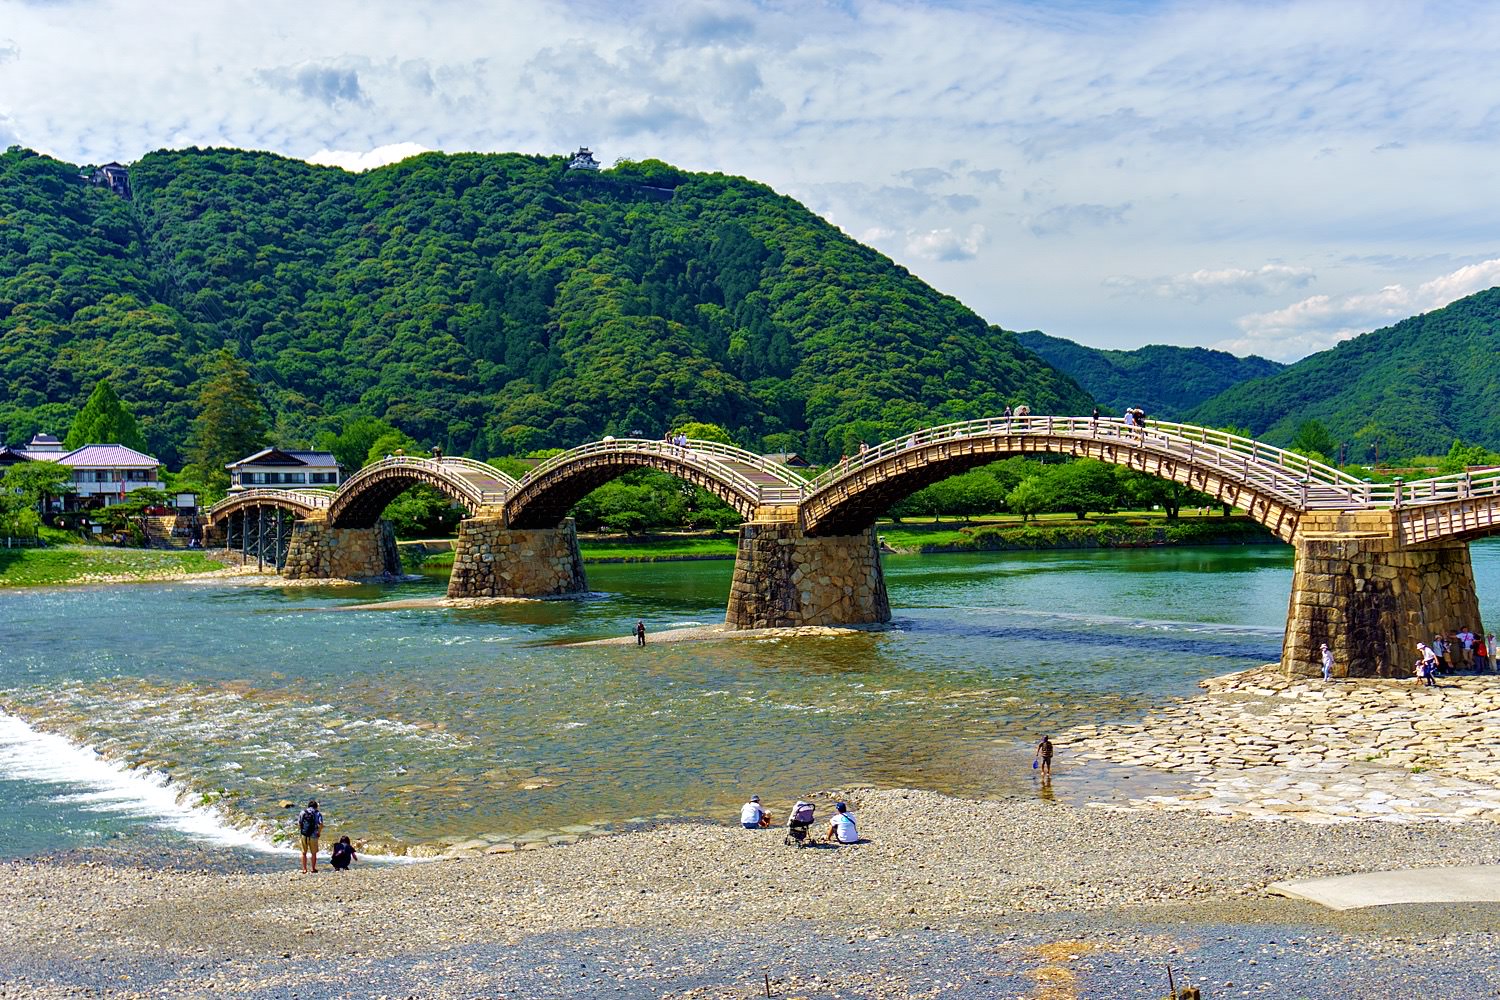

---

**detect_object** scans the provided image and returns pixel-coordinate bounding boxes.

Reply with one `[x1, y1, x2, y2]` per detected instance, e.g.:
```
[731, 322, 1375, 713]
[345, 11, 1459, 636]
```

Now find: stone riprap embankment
[1068, 666, 1500, 824]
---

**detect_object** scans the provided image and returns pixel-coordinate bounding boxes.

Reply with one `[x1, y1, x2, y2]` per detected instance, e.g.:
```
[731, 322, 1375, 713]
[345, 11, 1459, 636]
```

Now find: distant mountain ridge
[1014, 331, 1284, 419]
[0, 146, 1093, 467]
[1187, 286, 1500, 458]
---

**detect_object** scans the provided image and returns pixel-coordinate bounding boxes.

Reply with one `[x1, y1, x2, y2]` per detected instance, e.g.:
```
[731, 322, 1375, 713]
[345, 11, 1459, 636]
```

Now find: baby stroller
[784, 800, 816, 847]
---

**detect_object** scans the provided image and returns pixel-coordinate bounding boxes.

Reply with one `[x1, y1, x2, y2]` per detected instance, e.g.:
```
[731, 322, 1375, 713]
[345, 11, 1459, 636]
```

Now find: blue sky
[2, 0, 1497, 361]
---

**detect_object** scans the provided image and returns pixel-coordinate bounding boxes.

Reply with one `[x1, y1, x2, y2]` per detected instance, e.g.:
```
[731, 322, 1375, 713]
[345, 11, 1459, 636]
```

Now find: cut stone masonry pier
[725, 521, 891, 629]
[446, 517, 587, 599]
[1284, 511, 1482, 679]
[282, 517, 400, 580]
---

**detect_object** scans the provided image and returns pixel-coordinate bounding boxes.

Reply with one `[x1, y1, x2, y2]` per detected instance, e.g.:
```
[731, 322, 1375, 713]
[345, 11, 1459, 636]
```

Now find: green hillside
[0, 147, 1091, 465]
[1186, 287, 1500, 458]
[1015, 330, 1283, 419]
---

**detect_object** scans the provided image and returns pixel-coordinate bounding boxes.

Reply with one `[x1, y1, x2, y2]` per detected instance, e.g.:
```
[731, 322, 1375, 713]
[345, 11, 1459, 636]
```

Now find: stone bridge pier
[282, 517, 401, 580]
[446, 517, 587, 599]
[726, 521, 891, 629]
[1284, 512, 1481, 678]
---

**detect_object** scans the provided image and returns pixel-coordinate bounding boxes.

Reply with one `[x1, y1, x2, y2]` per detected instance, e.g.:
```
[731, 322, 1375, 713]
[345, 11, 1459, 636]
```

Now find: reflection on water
[1, 542, 1495, 855]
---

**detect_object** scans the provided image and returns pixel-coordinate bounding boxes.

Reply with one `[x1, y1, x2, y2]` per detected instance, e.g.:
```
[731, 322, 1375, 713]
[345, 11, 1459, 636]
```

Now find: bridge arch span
[204, 489, 331, 527]
[798, 416, 1370, 542]
[326, 457, 516, 528]
[504, 439, 803, 529]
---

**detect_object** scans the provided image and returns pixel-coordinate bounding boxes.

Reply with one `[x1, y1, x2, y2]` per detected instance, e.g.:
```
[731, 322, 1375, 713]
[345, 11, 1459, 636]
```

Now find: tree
[670, 421, 734, 445]
[64, 381, 147, 452]
[1041, 460, 1120, 519]
[1114, 467, 1211, 519]
[1437, 438, 1500, 476]
[1005, 476, 1048, 522]
[1, 460, 75, 511]
[365, 427, 421, 466]
[0, 461, 73, 537]
[185, 351, 269, 490]
[316, 416, 403, 471]
[1290, 420, 1336, 463]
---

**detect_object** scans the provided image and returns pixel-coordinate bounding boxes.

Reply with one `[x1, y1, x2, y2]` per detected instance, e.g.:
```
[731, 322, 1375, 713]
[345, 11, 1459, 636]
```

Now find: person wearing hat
[739, 795, 770, 829]
[1319, 643, 1334, 681]
[825, 801, 858, 844]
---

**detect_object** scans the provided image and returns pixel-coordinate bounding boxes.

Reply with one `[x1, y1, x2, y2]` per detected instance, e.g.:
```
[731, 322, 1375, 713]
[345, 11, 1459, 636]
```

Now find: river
[2, 542, 1496, 859]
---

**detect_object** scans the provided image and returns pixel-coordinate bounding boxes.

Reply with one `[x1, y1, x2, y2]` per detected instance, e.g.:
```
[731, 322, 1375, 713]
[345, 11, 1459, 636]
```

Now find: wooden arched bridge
[206, 415, 1498, 678]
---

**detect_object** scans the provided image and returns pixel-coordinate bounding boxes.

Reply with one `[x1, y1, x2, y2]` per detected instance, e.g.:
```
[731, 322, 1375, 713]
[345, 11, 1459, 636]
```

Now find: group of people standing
[1415, 628, 1494, 685]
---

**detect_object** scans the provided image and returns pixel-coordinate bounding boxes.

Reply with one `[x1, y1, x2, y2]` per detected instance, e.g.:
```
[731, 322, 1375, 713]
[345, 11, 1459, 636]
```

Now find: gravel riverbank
[3, 787, 1498, 997]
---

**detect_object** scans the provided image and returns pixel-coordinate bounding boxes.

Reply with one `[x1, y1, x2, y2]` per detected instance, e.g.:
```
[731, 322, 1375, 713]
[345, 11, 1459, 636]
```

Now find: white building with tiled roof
[51, 444, 164, 508]
[226, 448, 342, 491]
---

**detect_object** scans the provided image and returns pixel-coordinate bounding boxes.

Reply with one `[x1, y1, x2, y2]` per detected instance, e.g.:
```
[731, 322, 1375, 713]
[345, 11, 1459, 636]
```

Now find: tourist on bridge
[635, 620, 646, 646]
[1319, 643, 1334, 682]
[740, 795, 770, 829]
[1474, 634, 1490, 674]
[1090, 406, 1100, 431]
[430, 445, 442, 460]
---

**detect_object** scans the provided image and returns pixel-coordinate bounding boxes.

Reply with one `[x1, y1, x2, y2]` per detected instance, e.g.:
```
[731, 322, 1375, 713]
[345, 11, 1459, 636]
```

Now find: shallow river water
[2, 542, 1497, 858]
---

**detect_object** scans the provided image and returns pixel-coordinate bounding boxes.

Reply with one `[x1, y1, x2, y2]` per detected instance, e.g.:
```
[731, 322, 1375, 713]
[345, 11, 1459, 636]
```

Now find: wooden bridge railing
[205, 419, 1500, 530]
[519, 438, 806, 507]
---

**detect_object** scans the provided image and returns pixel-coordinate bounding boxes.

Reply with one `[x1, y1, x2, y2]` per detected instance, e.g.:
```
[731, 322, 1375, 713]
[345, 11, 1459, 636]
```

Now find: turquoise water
[1, 543, 1494, 857]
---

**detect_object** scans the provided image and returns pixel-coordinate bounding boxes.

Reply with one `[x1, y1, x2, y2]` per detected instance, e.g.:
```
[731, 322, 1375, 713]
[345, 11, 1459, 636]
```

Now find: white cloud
[905, 225, 987, 262]
[1216, 258, 1500, 360]
[1107, 264, 1316, 301]
[306, 142, 433, 172]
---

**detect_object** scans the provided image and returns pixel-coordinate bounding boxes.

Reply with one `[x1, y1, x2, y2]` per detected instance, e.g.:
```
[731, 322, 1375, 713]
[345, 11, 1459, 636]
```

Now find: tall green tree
[186, 351, 268, 488]
[1290, 419, 1336, 462]
[64, 381, 148, 452]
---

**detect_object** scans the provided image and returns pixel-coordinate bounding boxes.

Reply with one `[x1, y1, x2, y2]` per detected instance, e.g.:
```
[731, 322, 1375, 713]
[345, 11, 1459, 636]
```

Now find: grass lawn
[413, 534, 740, 570]
[0, 546, 227, 587]
[874, 510, 1236, 550]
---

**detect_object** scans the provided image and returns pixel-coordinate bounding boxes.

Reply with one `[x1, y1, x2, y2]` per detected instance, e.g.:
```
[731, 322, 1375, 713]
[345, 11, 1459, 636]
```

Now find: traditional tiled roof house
[226, 448, 342, 491]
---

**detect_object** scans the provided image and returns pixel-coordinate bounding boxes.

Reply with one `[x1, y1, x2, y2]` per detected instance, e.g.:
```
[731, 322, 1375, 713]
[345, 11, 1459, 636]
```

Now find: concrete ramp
[1268, 866, 1500, 910]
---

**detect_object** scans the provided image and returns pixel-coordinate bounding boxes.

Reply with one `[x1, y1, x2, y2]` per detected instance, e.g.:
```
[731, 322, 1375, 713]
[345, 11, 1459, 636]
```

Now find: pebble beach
[3, 665, 1499, 997]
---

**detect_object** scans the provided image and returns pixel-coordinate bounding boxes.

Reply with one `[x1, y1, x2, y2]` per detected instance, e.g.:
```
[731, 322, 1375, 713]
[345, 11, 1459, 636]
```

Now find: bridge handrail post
[1393, 477, 1403, 509]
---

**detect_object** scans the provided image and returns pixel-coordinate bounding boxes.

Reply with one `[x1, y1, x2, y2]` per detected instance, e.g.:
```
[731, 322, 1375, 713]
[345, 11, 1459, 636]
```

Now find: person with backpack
[296, 799, 324, 873]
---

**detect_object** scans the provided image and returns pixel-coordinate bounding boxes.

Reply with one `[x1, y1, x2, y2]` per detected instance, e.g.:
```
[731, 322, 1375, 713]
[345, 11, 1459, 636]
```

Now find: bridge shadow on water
[891, 611, 1284, 663]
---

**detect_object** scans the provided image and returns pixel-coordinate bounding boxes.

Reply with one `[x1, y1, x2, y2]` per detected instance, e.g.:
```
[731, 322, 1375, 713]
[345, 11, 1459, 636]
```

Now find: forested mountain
[0, 146, 1091, 466]
[1014, 330, 1283, 419]
[1187, 287, 1500, 457]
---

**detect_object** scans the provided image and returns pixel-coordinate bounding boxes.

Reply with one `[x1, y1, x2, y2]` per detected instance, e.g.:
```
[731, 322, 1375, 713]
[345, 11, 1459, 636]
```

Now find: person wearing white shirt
[739, 795, 769, 829]
[825, 801, 857, 844]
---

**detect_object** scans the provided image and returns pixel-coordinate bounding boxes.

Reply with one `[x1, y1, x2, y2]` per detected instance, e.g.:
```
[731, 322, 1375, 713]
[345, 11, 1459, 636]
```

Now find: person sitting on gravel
[825, 802, 858, 844]
[740, 795, 770, 829]
[330, 836, 356, 871]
